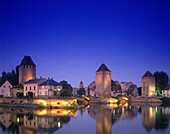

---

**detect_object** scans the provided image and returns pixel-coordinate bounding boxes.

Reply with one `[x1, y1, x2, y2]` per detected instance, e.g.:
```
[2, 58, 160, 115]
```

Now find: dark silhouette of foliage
[0, 66, 19, 86]
[59, 80, 73, 95]
[154, 71, 169, 93]
[16, 92, 23, 98]
[27, 92, 33, 98]
[111, 80, 116, 91]
[137, 87, 141, 96]
[60, 89, 71, 96]
[77, 88, 85, 96]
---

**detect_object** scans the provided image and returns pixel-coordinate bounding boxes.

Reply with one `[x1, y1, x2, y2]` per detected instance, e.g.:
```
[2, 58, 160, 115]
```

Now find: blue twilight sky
[0, 0, 170, 87]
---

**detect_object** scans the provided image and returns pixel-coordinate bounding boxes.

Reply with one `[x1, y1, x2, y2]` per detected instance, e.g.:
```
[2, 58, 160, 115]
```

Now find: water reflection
[0, 105, 170, 134]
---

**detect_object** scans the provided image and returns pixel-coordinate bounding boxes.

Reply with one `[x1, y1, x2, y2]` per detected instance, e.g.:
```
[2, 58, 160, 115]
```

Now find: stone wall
[96, 71, 111, 97]
[19, 65, 36, 84]
[129, 97, 162, 103]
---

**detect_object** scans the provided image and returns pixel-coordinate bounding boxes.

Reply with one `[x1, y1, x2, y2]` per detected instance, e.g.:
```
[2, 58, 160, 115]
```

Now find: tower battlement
[19, 56, 36, 84]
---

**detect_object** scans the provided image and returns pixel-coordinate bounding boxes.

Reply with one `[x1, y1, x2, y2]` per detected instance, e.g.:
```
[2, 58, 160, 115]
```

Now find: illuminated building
[38, 78, 62, 97]
[162, 85, 170, 97]
[19, 56, 36, 84]
[142, 71, 155, 97]
[0, 80, 12, 97]
[24, 77, 46, 97]
[96, 64, 111, 98]
[10, 83, 23, 98]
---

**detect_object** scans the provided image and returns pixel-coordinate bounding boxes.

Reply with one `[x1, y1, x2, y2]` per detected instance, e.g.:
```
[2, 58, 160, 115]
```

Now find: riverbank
[129, 97, 162, 103]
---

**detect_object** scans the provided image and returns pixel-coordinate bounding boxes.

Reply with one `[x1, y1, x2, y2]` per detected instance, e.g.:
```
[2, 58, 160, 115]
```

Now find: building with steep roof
[0, 80, 12, 97]
[95, 64, 111, 98]
[142, 71, 155, 97]
[10, 83, 24, 98]
[19, 56, 36, 84]
[162, 85, 170, 97]
[38, 78, 62, 97]
[24, 77, 46, 97]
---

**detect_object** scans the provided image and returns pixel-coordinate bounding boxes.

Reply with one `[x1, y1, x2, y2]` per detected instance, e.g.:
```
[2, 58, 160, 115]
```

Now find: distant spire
[96, 64, 111, 72]
[80, 81, 83, 84]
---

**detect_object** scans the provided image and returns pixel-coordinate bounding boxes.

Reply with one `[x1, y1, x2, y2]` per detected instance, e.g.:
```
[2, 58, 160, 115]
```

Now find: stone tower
[142, 71, 155, 97]
[96, 64, 111, 98]
[79, 81, 84, 89]
[19, 56, 36, 84]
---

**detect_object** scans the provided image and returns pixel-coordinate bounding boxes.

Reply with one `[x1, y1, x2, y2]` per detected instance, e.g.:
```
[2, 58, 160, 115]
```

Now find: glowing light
[17, 117, 20, 123]
[58, 122, 61, 128]
[38, 110, 47, 115]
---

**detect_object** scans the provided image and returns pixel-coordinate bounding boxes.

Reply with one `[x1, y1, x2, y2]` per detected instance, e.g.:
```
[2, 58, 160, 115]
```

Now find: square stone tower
[19, 56, 36, 84]
[96, 64, 111, 98]
[142, 71, 155, 97]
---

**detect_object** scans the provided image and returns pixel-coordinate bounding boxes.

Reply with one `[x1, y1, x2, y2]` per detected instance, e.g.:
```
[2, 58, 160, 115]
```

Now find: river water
[0, 104, 170, 134]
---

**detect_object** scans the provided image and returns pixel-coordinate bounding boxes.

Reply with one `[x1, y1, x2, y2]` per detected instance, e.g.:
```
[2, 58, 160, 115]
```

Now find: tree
[137, 87, 141, 96]
[16, 92, 23, 98]
[27, 92, 33, 98]
[59, 80, 73, 95]
[60, 89, 71, 96]
[111, 80, 116, 91]
[154, 71, 169, 93]
[77, 88, 85, 96]
[0, 66, 19, 86]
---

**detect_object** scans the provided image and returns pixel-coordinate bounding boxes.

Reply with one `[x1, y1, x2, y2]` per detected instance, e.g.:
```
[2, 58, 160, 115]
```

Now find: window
[54, 86, 57, 89]
[1, 89, 4, 93]
[34, 93, 35, 96]
[34, 86, 36, 90]
[45, 91, 47, 95]
[50, 85, 52, 89]
[9, 86, 10, 88]
[30, 87, 31, 90]
[26, 87, 27, 91]
[4, 86, 5, 88]
[39, 91, 41, 95]
[39, 86, 42, 89]
[58, 86, 60, 89]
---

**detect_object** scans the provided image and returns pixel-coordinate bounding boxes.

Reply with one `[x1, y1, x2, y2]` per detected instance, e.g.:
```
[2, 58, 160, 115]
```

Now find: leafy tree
[0, 66, 19, 86]
[154, 71, 169, 93]
[16, 92, 23, 98]
[60, 89, 71, 96]
[27, 92, 33, 98]
[60, 80, 73, 95]
[111, 80, 116, 91]
[137, 87, 141, 96]
[77, 88, 85, 96]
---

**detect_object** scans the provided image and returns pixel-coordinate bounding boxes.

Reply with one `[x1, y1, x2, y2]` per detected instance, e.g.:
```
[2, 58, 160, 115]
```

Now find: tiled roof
[39, 79, 61, 86]
[96, 64, 111, 72]
[20, 56, 35, 66]
[163, 85, 170, 90]
[73, 88, 79, 92]
[142, 71, 154, 78]
[24, 78, 46, 84]
[13, 83, 23, 88]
